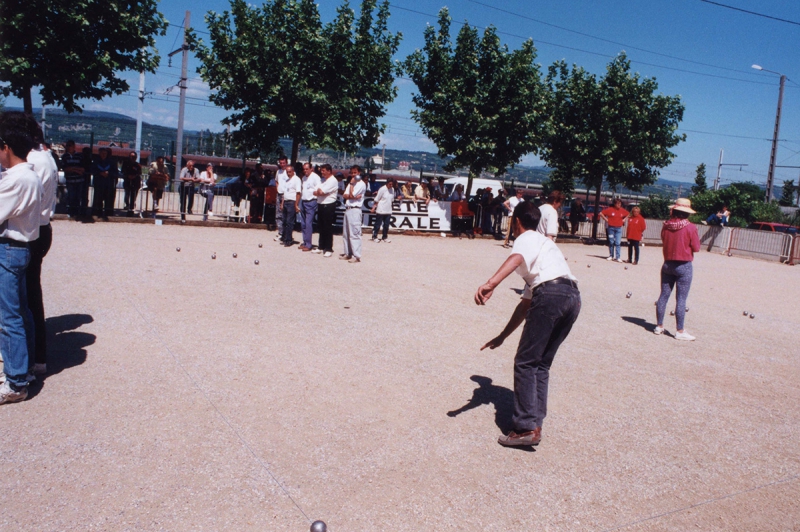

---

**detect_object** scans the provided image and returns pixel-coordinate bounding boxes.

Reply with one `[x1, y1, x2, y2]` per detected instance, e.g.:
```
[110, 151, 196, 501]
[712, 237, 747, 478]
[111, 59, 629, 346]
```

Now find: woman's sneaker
[653, 326, 664, 335]
[675, 331, 696, 341]
[0, 381, 28, 405]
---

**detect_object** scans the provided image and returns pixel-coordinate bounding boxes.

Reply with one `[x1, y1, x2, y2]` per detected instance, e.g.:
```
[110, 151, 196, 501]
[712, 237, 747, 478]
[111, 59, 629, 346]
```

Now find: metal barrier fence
[695, 225, 732, 254]
[727, 227, 793, 262]
[789, 236, 800, 265]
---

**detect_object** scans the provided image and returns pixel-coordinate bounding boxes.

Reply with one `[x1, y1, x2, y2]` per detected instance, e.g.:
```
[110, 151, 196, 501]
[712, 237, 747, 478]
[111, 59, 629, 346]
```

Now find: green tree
[0, 0, 167, 113]
[639, 194, 672, 219]
[692, 163, 707, 195]
[192, 0, 400, 162]
[779, 179, 795, 206]
[539, 54, 685, 238]
[403, 8, 548, 197]
[690, 183, 784, 226]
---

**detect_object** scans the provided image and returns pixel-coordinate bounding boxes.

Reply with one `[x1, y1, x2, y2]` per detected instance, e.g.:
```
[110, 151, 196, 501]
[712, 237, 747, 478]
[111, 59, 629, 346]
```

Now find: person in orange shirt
[626, 206, 646, 264]
[599, 198, 629, 262]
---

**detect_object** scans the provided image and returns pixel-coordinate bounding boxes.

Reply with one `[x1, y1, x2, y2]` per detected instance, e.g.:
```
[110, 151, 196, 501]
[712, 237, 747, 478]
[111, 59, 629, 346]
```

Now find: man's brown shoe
[497, 427, 541, 447]
[298, 245, 310, 251]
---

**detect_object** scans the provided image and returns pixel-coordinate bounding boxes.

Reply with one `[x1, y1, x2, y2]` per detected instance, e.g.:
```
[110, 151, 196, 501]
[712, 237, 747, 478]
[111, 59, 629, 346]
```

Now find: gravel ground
[2, 220, 798, 531]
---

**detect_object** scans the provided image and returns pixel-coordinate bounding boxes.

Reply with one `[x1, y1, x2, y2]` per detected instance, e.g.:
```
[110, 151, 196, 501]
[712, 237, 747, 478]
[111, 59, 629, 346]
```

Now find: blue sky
[8, 0, 800, 186]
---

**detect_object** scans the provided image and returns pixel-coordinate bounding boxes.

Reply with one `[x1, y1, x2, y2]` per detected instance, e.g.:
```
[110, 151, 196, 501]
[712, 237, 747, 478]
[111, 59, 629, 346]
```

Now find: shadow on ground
[28, 314, 94, 399]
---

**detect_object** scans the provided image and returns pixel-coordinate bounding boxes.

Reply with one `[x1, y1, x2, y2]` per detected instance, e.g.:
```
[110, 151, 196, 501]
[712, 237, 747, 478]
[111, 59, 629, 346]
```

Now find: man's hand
[480, 336, 504, 351]
[474, 283, 494, 305]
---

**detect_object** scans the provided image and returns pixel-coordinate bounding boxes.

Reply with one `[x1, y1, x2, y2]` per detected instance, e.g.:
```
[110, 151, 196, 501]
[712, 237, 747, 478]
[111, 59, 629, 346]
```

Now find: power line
[679, 128, 774, 141]
[465, 0, 764, 76]
[699, 0, 800, 27]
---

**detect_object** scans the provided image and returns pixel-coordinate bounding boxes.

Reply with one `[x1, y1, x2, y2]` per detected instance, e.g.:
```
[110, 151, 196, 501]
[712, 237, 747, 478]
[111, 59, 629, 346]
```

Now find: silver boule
[750, 314, 755, 319]
[254, 259, 259, 265]
[211, 254, 216, 259]
[670, 310, 675, 316]
[176, 247, 181, 252]
[258, 243, 263, 248]
[233, 253, 238, 258]
[624, 266, 628, 270]
[310, 521, 327, 532]
[587, 264, 591, 268]
[743, 310, 748, 316]
[685, 307, 689, 312]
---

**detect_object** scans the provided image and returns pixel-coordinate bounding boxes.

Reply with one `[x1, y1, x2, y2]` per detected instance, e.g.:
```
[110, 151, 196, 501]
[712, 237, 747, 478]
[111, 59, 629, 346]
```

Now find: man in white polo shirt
[537, 190, 564, 241]
[299, 163, 321, 251]
[280, 164, 301, 247]
[475, 200, 580, 447]
[274, 156, 289, 241]
[340, 165, 365, 263]
[0, 111, 43, 405]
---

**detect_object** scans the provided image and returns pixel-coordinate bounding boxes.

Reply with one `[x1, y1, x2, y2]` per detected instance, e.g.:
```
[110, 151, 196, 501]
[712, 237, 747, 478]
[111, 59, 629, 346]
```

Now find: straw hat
[670, 198, 696, 214]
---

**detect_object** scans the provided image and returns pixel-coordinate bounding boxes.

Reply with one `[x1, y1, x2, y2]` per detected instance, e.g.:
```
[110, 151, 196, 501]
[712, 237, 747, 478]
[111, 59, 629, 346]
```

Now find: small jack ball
[176, 247, 181, 252]
[750, 314, 755, 319]
[258, 243, 263, 248]
[211, 254, 216, 260]
[624, 266, 628, 270]
[743, 310, 749, 316]
[310, 521, 327, 532]
[587, 264, 591, 268]
[254, 260, 260, 265]
[233, 253, 238, 258]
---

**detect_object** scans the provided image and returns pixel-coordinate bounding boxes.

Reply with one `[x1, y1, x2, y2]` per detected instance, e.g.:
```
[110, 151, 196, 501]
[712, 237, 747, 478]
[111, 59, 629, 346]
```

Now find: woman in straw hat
[655, 198, 700, 341]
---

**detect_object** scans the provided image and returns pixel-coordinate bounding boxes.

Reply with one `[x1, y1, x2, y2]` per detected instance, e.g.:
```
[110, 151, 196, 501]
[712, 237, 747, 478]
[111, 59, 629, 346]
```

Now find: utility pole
[135, 70, 145, 162]
[40, 106, 46, 142]
[765, 74, 786, 202]
[381, 143, 386, 174]
[714, 148, 748, 191]
[225, 124, 231, 158]
[169, 11, 190, 186]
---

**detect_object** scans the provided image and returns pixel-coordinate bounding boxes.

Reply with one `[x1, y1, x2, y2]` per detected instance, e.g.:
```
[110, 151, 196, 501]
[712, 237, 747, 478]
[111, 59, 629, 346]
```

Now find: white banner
[333, 198, 452, 232]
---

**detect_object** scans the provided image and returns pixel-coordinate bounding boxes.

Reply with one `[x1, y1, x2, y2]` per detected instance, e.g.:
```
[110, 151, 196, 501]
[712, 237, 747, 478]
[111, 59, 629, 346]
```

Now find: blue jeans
[656, 260, 693, 331]
[0, 242, 34, 388]
[607, 226, 622, 259]
[513, 283, 581, 432]
[301, 199, 317, 248]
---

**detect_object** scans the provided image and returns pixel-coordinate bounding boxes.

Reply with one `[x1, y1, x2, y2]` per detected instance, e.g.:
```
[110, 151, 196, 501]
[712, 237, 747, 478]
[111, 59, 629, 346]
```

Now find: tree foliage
[639, 194, 672, 219]
[0, 0, 167, 113]
[403, 8, 548, 196]
[692, 163, 707, 195]
[690, 183, 785, 226]
[539, 54, 685, 237]
[779, 179, 795, 206]
[191, 0, 401, 161]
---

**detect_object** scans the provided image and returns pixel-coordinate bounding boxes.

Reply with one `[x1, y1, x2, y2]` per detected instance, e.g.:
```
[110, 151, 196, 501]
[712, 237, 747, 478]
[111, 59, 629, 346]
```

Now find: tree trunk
[23, 86, 33, 114]
[291, 138, 300, 164]
[591, 180, 603, 240]
[465, 170, 475, 198]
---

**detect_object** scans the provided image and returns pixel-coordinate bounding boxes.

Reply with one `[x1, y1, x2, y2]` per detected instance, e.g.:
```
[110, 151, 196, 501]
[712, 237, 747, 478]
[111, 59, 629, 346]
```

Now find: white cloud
[378, 132, 436, 153]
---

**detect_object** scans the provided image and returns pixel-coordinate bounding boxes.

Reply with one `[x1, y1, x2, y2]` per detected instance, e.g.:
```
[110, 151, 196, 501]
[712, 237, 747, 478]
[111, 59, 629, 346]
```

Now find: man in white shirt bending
[340, 165, 366, 263]
[475, 200, 580, 448]
[313, 164, 339, 257]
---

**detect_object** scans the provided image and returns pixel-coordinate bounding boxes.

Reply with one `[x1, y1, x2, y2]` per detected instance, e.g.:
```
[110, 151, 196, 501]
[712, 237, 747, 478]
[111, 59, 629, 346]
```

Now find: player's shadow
[27, 314, 94, 399]
[509, 287, 525, 295]
[447, 375, 515, 434]
[621, 316, 656, 333]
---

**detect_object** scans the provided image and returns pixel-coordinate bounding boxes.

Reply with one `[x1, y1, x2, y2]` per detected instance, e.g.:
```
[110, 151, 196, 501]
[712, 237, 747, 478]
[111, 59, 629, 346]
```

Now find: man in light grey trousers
[340, 165, 365, 263]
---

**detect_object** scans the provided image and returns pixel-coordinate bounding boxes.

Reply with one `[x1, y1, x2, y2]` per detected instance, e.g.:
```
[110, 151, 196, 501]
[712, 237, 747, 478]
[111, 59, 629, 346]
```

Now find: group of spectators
[0, 112, 59, 405]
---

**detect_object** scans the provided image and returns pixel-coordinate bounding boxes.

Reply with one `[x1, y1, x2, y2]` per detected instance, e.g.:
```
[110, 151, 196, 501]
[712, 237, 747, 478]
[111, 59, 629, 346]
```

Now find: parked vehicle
[747, 222, 798, 235]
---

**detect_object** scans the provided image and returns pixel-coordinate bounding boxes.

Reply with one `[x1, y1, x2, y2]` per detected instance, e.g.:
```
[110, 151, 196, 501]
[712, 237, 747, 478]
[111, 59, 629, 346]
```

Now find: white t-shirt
[283, 175, 301, 201]
[0, 163, 42, 242]
[538, 203, 559, 237]
[302, 172, 321, 202]
[511, 230, 576, 299]
[373, 185, 395, 214]
[27, 148, 58, 225]
[346, 179, 367, 208]
[508, 196, 522, 210]
[276, 168, 288, 194]
[318, 176, 338, 205]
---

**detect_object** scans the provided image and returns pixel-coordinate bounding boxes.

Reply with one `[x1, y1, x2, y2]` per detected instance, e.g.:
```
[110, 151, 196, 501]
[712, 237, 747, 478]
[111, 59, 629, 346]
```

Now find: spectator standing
[475, 201, 580, 447]
[538, 190, 564, 242]
[491, 189, 507, 237]
[626, 206, 646, 264]
[313, 164, 338, 257]
[415, 179, 431, 205]
[480, 188, 494, 234]
[341, 165, 366, 263]
[246, 167, 266, 223]
[231, 168, 251, 209]
[91, 148, 117, 219]
[59, 140, 85, 218]
[0, 111, 43, 404]
[120, 151, 142, 216]
[599, 198, 629, 262]
[299, 162, 321, 252]
[274, 156, 289, 239]
[280, 164, 301, 246]
[449, 183, 466, 202]
[432, 177, 447, 200]
[655, 198, 700, 341]
[502, 189, 525, 248]
[569, 198, 586, 235]
[146, 155, 169, 213]
[179, 160, 200, 222]
[366, 174, 380, 196]
[81, 147, 92, 215]
[371, 178, 396, 243]
[26, 120, 57, 376]
[200, 163, 216, 220]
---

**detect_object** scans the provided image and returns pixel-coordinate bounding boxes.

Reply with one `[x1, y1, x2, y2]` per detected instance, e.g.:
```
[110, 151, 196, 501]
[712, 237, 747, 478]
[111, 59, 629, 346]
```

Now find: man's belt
[535, 276, 578, 292]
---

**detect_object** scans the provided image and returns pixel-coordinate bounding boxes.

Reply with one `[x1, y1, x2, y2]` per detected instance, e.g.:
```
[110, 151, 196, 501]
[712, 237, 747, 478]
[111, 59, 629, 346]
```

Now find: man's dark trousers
[512, 283, 581, 432]
[317, 203, 336, 252]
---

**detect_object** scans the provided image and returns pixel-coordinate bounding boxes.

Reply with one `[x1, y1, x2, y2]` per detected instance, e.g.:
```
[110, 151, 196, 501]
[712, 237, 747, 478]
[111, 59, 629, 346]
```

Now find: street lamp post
[752, 64, 787, 203]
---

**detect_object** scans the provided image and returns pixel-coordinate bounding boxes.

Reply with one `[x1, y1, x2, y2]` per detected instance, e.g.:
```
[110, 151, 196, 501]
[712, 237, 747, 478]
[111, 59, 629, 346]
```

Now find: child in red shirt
[626, 206, 646, 264]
